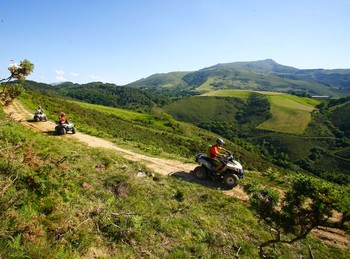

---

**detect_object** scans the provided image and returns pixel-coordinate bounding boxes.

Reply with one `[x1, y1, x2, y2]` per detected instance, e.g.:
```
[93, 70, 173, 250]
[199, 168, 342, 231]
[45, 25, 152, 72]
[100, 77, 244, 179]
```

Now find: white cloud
[70, 72, 79, 77]
[56, 75, 67, 81]
[55, 69, 65, 75]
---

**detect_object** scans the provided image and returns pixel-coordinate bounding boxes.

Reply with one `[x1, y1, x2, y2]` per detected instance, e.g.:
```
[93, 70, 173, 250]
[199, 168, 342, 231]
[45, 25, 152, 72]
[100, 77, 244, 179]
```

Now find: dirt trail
[3, 100, 249, 201]
[3, 100, 350, 250]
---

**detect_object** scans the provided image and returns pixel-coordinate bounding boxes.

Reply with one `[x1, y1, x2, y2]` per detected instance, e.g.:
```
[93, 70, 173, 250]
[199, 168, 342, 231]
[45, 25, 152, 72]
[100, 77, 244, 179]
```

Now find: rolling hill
[1, 91, 350, 258]
[126, 59, 350, 97]
[20, 79, 350, 184]
[163, 90, 350, 184]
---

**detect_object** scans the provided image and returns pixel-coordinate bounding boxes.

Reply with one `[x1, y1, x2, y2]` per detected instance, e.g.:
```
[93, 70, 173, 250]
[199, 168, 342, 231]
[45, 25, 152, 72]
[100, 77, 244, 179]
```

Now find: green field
[202, 89, 283, 98]
[201, 90, 320, 134]
[257, 95, 317, 134]
[163, 95, 245, 124]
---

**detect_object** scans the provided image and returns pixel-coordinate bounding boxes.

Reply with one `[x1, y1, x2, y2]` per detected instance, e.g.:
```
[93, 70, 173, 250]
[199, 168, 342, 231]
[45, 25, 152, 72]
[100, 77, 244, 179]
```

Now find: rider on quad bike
[36, 106, 44, 114]
[33, 106, 47, 122]
[59, 112, 68, 124]
[210, 138, 229, 172]
[55, 112, 76, 135]
[194, 138, 244, 189]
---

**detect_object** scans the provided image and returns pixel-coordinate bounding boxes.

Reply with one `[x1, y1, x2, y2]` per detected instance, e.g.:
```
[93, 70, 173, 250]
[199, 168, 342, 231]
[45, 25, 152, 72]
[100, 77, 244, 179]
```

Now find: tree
[0, 59, 34, 104]
[244, 175, 350, 257]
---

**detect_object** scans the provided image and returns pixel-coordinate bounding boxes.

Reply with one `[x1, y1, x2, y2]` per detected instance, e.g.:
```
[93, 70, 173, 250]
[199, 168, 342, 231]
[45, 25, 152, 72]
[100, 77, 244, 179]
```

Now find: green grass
[202, 89, 284, 98]
[19, 93, 274, 172]
[163, 95, 245, 124]
[168, 90, 320, 135]
[70, 100, 154, 120]
[1, 106, 348, 258]
[257, 95, 316, 134]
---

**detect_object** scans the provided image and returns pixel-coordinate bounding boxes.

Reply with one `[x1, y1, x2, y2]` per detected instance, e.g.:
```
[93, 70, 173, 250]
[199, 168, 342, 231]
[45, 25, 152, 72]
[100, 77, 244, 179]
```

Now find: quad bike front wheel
[223, 172, 239, 189]
[193, 165, 208, 180]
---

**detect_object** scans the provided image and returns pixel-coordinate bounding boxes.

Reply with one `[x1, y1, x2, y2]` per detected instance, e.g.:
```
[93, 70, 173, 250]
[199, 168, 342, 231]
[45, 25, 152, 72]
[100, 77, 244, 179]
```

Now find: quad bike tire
[34, 116, 40, 122]
[60, 127, 66, 135]
[71, 127, 76, 134]
[193, 165, 208, 180]
[223, 172, 239, 189]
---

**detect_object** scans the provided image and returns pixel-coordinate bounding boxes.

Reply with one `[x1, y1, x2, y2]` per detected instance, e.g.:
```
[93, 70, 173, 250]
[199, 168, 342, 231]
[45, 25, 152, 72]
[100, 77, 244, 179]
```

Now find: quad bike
[55, 121, 76, 135]
[194, 151, 244, 189]
[33, 112, 47, 122]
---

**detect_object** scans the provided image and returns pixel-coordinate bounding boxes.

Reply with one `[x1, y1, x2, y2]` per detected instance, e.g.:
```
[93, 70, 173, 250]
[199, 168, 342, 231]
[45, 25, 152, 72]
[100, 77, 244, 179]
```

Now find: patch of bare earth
[312, 227, 350, 251]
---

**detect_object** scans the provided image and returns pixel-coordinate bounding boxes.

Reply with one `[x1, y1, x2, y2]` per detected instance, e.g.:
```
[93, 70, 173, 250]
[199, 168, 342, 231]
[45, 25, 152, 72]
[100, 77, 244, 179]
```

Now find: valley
[1, 58, 350, 258]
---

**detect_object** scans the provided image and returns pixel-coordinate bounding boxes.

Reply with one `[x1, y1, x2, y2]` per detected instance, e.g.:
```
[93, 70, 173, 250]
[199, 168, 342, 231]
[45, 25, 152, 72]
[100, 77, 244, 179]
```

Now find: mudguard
[196, 154, 215, 171]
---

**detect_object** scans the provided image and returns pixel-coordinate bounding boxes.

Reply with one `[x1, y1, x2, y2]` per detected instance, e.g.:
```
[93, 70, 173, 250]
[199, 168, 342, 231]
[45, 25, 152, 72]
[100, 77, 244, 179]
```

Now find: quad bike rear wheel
[193, 165, 208, 180]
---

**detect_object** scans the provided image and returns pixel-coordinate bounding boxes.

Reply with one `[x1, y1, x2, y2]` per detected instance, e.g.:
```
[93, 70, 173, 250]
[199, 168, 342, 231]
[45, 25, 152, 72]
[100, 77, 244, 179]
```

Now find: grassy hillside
[201, 90, 320, 134]
[1, 101, 349, 258]
[329, 101, 350, 137]
[126, 59, 350, 97]
[163, 90, 350, 184]
[202, 89, 282, 98]
[257, 95, 317, 134]
[18, 92, 273, 172]
[162, 96, 246, 125]
[125, 71, 189, 89]
[164, 91, 319, 135]
[0, 109, 262, 258]
[22, 81, 171, 112]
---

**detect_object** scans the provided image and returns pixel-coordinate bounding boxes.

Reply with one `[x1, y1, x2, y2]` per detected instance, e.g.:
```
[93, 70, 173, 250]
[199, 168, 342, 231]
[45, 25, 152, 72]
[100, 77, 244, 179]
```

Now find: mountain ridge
[125, 59, 350, 97]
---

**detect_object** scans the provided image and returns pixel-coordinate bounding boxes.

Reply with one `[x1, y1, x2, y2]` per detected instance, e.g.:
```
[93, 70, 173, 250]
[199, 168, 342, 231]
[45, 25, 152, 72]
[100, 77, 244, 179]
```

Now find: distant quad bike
[194, 151, 244, 189]
[55, 122, 76, 135]
[33, 112, 47, 122]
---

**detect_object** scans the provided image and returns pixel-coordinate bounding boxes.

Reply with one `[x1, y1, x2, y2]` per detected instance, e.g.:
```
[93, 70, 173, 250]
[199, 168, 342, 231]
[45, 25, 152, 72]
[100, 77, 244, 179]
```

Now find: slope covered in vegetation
[1, 97, 349, 258]
[19, 91, 272, 172]
[163, 90, 350, 184]
[126, 59, 350, 97]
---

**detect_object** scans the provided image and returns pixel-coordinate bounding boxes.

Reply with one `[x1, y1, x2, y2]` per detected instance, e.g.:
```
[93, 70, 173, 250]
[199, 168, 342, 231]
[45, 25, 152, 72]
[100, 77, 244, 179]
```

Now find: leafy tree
[0, 59, 34, 104]
[244, 174, 350, 257]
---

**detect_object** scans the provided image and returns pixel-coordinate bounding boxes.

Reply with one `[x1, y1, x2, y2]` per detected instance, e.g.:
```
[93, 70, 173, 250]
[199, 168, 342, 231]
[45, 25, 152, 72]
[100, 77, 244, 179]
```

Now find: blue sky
[1, 0, 349, 85]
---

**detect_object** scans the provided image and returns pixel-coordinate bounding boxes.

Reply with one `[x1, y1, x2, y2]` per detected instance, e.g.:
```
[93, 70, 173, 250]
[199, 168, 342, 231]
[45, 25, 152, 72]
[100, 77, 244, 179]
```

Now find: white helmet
[216, 138, 225, 145]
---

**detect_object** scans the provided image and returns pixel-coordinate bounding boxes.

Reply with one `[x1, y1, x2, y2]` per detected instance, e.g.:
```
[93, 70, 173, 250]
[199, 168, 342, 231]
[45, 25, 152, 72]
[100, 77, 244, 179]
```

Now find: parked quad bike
[33, 112, 47, 122]
[55, 122, 76, 135]
[194, 152, 244, 189]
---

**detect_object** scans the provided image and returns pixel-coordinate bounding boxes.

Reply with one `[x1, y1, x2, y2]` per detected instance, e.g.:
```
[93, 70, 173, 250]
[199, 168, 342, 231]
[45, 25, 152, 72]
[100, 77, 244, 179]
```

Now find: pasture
[257, 95, 317, 134]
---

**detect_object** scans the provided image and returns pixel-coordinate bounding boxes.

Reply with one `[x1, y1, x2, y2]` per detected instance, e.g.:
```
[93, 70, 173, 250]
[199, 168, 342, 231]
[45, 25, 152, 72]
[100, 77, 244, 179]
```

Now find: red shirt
[60, 116, 67, 122]
[210, 145, 222, 159]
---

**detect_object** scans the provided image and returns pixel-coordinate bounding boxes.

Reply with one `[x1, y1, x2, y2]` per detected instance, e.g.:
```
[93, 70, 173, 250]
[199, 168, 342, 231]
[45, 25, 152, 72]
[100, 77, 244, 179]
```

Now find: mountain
[125, 59, 350, 97]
